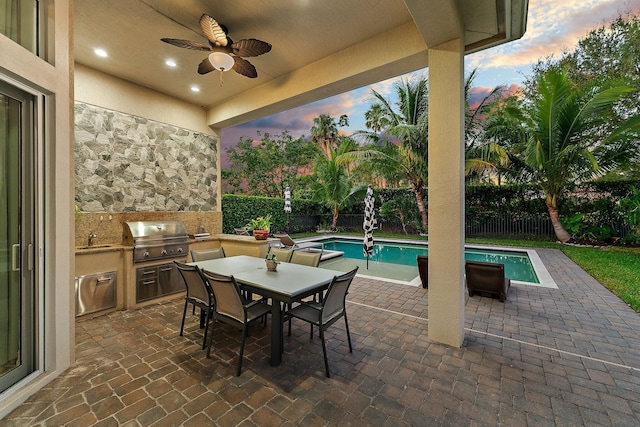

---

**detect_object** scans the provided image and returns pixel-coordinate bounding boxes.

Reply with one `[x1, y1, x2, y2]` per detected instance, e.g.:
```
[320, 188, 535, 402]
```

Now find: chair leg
[202, 308, 212, 350]
[238, 324, 248, 376]
[180, 299, 189, 336]
[344, 313, 353, 353]
[319, 327, 330, 378]
[206, 314, 216, 358]
[199, 308, 206, 328]
[283, 303, 292, 336]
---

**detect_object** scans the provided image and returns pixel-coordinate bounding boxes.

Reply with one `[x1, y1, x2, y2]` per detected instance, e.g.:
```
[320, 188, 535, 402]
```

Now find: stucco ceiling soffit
[404, 0, 463, 48]
[206, 23, 429, 129]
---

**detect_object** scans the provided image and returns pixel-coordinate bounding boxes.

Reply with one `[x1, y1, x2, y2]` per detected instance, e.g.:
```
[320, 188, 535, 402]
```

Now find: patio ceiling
[74, 0, 528, 128]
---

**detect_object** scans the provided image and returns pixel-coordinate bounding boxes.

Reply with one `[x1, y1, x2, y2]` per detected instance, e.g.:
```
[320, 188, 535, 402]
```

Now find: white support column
[427, 38, 465, 347]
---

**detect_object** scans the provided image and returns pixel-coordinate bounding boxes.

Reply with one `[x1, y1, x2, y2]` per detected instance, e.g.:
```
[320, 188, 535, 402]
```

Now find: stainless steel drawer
[75, 271, 117, 316]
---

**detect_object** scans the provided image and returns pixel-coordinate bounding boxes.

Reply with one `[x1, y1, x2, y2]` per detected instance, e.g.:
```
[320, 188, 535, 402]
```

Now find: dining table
[190, 255, 344, 366]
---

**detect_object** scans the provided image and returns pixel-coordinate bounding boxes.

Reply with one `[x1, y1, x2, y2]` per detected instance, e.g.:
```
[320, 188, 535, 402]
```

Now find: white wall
[75, 64, 214, 135]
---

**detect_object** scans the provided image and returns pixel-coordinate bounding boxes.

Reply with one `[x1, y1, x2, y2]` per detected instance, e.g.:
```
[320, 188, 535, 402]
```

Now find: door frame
[0, 77, 45, 394]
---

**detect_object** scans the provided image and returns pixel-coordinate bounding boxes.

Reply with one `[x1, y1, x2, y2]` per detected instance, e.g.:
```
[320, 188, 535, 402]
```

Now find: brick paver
[2, 248, 640, 426]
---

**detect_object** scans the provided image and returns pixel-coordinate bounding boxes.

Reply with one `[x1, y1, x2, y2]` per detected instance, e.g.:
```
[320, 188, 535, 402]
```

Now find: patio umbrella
[284, 186, 292, 231]
[363, 185, 375, 269]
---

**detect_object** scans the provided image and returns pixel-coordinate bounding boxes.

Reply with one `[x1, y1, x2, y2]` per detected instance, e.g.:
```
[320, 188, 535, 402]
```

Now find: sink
[77, 244, 114, 250]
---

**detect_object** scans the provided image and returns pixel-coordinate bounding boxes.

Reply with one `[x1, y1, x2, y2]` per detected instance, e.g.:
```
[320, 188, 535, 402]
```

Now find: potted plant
[247, 215, 271, 240]
[265, 253, 280, 271]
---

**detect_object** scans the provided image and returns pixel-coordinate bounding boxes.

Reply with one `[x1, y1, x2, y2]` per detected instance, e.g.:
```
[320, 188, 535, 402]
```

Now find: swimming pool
[309, 237, 556, 287]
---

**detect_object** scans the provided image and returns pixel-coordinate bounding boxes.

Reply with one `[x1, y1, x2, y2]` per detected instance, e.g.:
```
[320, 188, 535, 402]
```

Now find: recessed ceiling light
[166, 60, 177, 67]
[94, 48, 108, 57]
[191, 86, 200, 92]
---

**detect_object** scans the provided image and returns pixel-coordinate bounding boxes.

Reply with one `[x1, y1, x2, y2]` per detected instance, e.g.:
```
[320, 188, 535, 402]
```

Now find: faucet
[88, 231, 97, 247]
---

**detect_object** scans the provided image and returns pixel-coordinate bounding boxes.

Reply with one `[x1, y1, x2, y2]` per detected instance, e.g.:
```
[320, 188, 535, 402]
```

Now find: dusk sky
[220, 0, 640, 163]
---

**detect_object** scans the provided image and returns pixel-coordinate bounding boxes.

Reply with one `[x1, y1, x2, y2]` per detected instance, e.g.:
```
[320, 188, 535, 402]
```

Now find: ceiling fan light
[208, 52, 234, 72]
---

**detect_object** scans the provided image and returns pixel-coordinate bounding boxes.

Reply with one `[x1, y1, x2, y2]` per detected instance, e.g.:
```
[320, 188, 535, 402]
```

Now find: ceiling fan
[161, 14, 272, 82]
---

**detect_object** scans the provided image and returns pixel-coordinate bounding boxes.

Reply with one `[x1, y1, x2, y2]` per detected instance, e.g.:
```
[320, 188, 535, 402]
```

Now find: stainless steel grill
[123, 220, 189, 263]
[123, 221, 190, 304]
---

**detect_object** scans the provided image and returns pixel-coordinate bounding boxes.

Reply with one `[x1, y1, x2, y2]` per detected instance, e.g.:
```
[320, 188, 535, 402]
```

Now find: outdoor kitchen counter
[214, 234, 278, 258]
[75, 245, 129, 316]
[74, 235, 275, 313]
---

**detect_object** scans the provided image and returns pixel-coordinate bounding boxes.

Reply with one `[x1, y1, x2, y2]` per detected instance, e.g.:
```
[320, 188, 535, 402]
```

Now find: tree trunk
[331, 209, 339, 230]
[546, 198, 572, 243]
[399, 211, 408, 234]
[412, 184, 428, 233]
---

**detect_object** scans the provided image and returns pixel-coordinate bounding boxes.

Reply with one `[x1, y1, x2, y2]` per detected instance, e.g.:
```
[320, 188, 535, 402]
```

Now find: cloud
[466, 84, 520, 110]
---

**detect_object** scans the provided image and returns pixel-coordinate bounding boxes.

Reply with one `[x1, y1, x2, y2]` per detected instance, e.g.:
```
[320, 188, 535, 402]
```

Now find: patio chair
[417, 255, 428, 288]
[266, 247, 293, 263]
[190, 247, 225, 262]
[286, 250, 323, 331]
[285, 267, 359, 377]
[272, 233, 324, 253]
[234, 227, 251, 236]
[174, 261, 215, 350]
[201, 270, 272, 376]
[290, 250, 321, 267]
[465, 260, 511, 302]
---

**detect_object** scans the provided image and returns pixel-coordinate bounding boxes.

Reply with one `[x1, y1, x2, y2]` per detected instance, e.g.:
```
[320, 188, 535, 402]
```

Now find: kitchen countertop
[75, 244, 129, 254]
[74, 234, 275, 254]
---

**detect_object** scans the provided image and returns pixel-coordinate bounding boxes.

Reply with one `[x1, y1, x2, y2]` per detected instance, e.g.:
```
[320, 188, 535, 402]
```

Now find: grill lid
[123, 221, 188, 245]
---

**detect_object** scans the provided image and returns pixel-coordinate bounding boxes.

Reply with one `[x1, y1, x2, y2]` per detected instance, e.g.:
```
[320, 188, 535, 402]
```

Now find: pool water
[318, 238, 539, 283]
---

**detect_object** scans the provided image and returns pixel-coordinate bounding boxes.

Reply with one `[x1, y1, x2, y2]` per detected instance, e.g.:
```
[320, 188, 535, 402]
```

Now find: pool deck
[3, 248, 640, 426]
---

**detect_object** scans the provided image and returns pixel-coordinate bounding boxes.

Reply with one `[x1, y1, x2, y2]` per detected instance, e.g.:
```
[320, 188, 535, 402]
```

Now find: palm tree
[506, 67, 640, 242]
[364, 104, 390, 133]
[464, 69, 513, 183]
[311, 139, 365, 230]
[310, 114, 349, 159]
[356, 77, 430, 231]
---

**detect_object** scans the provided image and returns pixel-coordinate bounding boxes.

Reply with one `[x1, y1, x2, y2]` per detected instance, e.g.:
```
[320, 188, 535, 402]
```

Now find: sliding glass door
[0, 81, 36, 393]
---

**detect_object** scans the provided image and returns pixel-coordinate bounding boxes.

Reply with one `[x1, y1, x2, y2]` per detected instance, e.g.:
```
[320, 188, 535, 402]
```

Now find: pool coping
[301, 235, 558, 289]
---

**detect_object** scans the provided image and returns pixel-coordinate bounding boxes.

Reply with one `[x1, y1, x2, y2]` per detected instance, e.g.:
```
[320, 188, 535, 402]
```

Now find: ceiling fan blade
[232, 56, 258, 78]
[231, 39, 272, 57]
[161, 38, 211, 51]
[199, 14, 228, 47]
[197, 57, 215, 75]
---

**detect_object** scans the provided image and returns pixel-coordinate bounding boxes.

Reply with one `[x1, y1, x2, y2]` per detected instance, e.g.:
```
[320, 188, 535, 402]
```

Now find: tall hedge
[221, 194, 323, 233]
[222, 180, 640, 235]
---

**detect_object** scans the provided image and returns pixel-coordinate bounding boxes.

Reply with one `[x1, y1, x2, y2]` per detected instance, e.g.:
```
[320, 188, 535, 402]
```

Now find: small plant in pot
[265, 253, 280, 271]
[247, 215, 271, 240]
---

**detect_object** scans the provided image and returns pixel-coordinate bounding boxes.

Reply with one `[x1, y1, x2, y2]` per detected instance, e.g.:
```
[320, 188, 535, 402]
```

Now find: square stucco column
[427, 38, 465, 347]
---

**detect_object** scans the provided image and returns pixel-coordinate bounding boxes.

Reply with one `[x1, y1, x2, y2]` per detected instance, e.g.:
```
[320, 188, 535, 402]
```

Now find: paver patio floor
[2, 248, 640, 426]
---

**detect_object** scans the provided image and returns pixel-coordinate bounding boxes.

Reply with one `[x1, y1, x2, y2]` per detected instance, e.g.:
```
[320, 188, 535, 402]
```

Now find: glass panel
[0, 82, 35, 393]
[0, 93, 21, 382]
[0, 0, 38, 55]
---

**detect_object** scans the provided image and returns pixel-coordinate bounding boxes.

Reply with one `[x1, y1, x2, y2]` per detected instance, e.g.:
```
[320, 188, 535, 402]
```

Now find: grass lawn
[296, 231, 640, 312]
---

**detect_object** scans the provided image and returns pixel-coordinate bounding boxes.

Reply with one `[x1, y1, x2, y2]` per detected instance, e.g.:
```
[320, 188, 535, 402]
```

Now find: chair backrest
[202, 270, 245, 323]
[321, 267, 358, 324]
[291, 250, 321, 267]
[273, 233, 297, 248]
[174, 261, 212, 305]
[191, 247, 226, 262]
[267, 247, 293, 263]
[417, 255, 428, 287]
[465, 261, 505, 290]
[235, 228, 250, 236]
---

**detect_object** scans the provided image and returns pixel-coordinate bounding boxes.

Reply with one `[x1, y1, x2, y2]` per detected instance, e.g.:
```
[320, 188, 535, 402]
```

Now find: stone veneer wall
[74, 102, 218, 212]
